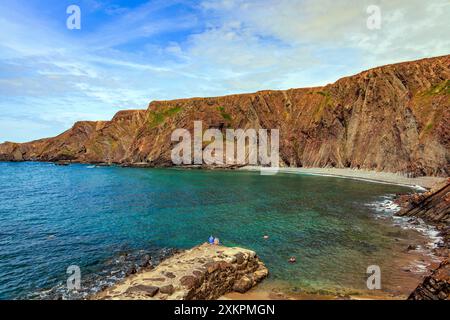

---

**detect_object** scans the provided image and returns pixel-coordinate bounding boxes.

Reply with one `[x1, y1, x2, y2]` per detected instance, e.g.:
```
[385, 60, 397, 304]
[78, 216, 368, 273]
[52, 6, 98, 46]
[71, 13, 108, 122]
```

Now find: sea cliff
[0, 55, 449, 177]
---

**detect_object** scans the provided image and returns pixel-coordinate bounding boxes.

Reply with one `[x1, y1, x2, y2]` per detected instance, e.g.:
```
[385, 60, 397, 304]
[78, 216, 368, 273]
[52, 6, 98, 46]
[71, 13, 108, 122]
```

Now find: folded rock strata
[397, 179, 450, 223]
[397, 179, 450, 300]
[408, 260, 449, 300]
[0, 55, 449, 177]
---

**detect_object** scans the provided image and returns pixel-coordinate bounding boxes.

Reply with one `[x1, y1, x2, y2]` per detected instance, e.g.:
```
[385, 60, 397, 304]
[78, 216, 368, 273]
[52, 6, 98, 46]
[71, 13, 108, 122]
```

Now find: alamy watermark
[366, 5, 381, 30]
[65, 4, 381, 32]
[366, 265, 381, 290]
[171, 121, 279, 175]
[66, 5, 81, 30]
[67, 265, 81, 291]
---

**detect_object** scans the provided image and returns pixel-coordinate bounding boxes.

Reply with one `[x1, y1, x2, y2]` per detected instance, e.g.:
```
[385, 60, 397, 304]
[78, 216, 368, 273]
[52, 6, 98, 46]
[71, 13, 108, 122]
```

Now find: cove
[0, 162, 432, 299]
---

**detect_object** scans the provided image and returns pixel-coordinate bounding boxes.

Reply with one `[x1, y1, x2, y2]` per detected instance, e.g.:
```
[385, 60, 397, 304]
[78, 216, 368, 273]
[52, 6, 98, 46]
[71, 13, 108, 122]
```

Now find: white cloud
[198, 0, 450, 66]
[0, 0, 448, 142]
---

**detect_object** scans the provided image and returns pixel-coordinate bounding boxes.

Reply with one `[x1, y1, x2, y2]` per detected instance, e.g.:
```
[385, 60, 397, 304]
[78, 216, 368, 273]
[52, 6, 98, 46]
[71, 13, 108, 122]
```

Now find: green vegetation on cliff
[148, 106, 183, 128]
[423, 80, 450, 96]
[217, 106, 232, 122]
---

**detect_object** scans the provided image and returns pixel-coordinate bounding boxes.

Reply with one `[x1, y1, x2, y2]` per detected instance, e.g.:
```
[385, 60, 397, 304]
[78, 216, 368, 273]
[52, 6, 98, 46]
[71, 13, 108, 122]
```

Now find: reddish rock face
[179, 275, 199, 290]
[397, 179, 450, 223]
[409, 260, 449, 300]
[1, 55, 449, 176]
[396, 179, 450, 300]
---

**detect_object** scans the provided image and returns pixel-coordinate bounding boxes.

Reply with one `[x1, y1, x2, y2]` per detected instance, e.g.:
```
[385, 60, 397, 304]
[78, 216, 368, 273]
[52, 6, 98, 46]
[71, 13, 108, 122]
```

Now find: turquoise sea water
[0, 162, 426, 299]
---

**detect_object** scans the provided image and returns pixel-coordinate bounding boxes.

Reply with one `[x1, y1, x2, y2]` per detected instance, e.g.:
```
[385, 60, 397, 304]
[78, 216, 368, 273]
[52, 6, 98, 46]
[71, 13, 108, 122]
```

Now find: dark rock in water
[139, 254, 151, 268]
[436, 241, 445, 248]
[27, 247, 177, 300]
[126, 267, 137, 276]
[55, 161, 70, 166]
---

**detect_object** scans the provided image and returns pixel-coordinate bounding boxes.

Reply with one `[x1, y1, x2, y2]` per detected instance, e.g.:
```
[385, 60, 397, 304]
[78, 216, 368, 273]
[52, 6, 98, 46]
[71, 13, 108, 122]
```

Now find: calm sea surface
[0, 162, 428, 299]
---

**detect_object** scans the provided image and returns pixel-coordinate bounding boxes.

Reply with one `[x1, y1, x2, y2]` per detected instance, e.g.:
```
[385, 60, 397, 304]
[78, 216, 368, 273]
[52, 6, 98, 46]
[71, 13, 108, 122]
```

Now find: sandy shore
[241, 166, 446, 189]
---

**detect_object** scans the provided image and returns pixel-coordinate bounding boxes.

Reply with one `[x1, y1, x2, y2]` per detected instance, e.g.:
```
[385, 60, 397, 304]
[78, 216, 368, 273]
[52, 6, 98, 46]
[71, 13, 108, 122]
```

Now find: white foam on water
[413, 185, 427, 192]
[407, 260, 429, 273]
[365, 195, 402, 218]
[366, 194, 443, 274]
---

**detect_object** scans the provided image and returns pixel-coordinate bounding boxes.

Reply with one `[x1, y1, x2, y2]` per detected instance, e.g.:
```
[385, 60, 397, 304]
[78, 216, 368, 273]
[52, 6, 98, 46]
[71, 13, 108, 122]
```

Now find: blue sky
[0, 0, 449, 142]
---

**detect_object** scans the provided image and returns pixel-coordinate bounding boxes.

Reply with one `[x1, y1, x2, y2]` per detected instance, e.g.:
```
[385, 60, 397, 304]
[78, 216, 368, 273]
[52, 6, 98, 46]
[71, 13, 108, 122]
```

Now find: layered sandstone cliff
[397, 179, 450, 223]
[1, 55, 449, 176]
[408, 260, 449, 300]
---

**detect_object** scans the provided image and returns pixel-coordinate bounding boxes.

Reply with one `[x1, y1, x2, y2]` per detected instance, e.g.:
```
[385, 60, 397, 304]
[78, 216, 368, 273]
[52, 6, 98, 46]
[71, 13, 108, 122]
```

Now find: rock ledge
[92, 243, 268, 300]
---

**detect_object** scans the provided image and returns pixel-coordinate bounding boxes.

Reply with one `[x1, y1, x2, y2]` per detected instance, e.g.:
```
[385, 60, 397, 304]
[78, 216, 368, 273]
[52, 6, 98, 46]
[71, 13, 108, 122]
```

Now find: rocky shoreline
[29, 248, 179, 300]
[92, 243, 268, 300]
[395, 179, 450, 300]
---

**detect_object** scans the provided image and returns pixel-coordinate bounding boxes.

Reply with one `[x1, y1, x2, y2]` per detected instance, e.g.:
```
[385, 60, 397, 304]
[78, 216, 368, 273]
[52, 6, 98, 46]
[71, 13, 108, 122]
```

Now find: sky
[0, 0, 449, 142]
